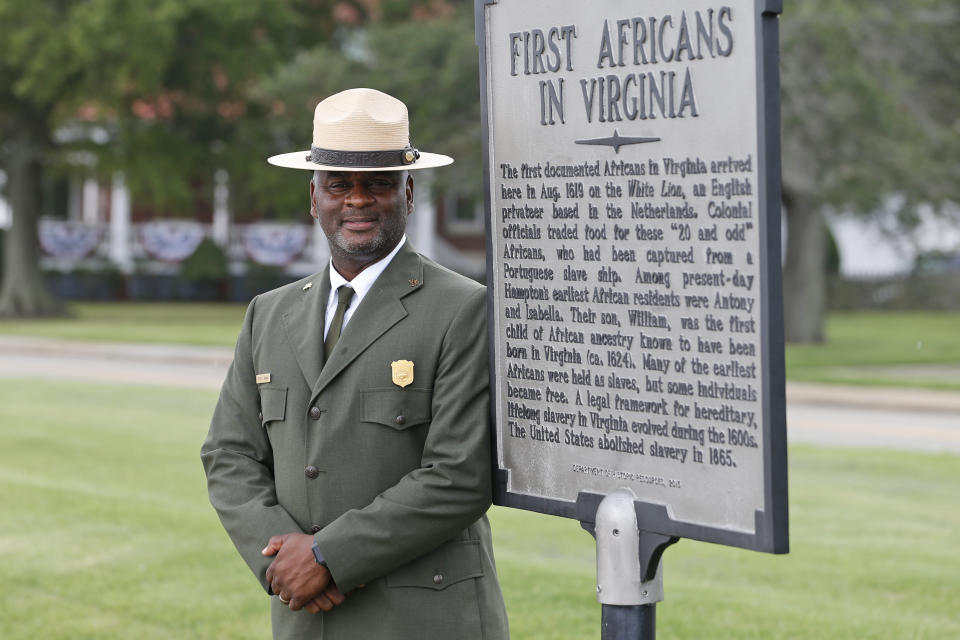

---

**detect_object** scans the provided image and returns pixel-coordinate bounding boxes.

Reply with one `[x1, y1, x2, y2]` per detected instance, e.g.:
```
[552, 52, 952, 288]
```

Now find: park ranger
[201, 88, 509, 639]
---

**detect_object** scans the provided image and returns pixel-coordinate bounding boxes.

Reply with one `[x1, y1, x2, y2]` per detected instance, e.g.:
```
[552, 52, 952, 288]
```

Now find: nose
[345, 181, 375, 208]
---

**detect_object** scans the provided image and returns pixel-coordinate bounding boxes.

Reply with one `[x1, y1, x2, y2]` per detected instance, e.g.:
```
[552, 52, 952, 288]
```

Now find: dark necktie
[324, 286, 354, 360]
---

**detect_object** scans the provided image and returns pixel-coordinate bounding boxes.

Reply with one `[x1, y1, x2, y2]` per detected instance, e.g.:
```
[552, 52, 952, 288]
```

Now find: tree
[0, 1, 184, 315]
[0, 0, 349, 317]
[253, 0, 482, 209]
[780, 0, 959, 342]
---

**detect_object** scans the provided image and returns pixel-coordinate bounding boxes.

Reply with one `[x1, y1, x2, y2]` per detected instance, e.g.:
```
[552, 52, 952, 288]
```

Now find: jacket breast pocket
[360, 388, 432, 430]
[258, 386, 287, 427]
[386, 540, 483, 591]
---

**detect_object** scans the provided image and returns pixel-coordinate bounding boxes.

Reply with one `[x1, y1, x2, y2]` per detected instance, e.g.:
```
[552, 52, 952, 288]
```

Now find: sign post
[593, 490, 675, 639]
[476, 0, 788, 636]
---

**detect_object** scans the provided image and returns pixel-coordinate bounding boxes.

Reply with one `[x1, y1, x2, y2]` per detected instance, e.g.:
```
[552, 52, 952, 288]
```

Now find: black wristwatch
[311, 540, 328, 568]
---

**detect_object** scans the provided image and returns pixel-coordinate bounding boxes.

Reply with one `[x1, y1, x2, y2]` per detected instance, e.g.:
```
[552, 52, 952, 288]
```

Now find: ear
[309, 179, 318, 221]
[405, 174, 414, 215]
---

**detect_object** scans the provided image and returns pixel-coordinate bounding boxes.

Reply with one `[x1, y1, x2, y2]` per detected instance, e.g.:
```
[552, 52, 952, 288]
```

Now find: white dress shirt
[323, 235, 407, 340]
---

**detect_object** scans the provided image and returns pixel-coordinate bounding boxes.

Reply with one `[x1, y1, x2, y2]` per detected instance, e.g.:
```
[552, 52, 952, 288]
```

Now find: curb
[786, 381, 960, 414]
[0, 335, 234, 368]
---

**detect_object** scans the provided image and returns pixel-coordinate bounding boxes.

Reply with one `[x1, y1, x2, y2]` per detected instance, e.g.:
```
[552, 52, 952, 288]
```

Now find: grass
[0, 302, 246, 346]
[786, 312, 960, 367]
[2, 379, 958, 639]
[784, 311, 960, 390]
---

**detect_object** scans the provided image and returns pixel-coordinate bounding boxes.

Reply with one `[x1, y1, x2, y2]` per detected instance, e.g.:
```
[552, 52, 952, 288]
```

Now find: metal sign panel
[478, 0, 787, 553]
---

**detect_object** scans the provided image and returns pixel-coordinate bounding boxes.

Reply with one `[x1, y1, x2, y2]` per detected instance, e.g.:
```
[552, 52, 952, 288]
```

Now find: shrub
[180, 238, 228, 282]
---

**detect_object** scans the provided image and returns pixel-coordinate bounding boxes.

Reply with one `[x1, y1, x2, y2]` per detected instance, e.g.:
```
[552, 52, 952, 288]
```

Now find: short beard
[328, 207, 407, 260]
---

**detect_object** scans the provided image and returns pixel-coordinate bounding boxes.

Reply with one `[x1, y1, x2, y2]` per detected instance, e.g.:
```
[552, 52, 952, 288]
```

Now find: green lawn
[1, 379, 957, 639]
[0, 302, 246, 346]
[784, 311, 960, 390]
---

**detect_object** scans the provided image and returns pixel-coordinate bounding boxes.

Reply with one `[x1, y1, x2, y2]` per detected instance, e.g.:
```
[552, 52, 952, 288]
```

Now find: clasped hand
[263, 533, 346, 613]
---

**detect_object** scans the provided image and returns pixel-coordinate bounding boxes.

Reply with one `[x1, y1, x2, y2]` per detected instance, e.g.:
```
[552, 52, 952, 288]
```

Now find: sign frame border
[477, 0, 788, 554]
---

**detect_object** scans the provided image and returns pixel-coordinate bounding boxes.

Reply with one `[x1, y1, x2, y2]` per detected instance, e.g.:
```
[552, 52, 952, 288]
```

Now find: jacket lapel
[311, 242, 424, 399]
[281, 267, 331, 390]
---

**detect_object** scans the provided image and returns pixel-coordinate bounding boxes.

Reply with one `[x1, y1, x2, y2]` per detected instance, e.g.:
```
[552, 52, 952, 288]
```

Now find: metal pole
[601, 604, 656, 640]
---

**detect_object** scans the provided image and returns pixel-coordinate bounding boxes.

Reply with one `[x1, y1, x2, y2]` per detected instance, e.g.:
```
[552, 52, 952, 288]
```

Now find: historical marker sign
[478, 0, 787, 553]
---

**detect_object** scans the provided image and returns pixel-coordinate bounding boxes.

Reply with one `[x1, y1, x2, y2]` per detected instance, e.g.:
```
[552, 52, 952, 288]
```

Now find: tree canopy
[781, 0, 957, 212]
[250, 2, 481, 217]
[0, 0, 352, 315]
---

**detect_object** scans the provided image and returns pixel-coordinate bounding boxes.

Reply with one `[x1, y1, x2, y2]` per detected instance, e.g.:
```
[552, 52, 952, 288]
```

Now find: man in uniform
[201, 88, 509, 639]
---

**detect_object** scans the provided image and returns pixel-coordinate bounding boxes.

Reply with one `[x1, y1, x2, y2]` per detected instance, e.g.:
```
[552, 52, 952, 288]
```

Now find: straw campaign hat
[267, 88, 453, 171]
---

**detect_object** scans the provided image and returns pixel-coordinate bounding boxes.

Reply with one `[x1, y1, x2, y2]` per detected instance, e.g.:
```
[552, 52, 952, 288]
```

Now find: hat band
[308, 146, 420, 168]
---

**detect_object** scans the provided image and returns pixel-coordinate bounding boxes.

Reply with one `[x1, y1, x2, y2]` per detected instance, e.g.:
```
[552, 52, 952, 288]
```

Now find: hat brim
[267, 150, 453, 171]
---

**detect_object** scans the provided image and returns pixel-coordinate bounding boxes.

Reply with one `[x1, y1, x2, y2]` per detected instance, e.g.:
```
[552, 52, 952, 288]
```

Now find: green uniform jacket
[202, 243, 509, 639]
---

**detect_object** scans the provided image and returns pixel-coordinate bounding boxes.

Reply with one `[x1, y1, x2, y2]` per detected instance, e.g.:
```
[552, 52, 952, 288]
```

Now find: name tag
[256, 373, 271, 384]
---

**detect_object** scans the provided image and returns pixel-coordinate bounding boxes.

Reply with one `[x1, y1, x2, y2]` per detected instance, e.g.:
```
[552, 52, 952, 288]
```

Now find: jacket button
[433, 574, 443, 585]
[311, 525, 321, 533]
[309, 406, 321, 420]
[305, 465, 320, 479]
[395, 415, 405, 425]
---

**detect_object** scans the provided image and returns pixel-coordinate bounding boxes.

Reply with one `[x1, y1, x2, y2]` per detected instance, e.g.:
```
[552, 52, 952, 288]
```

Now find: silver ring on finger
[278, 594, 290, 604]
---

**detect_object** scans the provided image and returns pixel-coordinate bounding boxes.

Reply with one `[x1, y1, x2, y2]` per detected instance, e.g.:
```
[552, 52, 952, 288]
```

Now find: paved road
[786, 402, 960, 453]
[0, 336, 230, 390]
[785, 383, 960, 453]
[1, 336, 958, 453]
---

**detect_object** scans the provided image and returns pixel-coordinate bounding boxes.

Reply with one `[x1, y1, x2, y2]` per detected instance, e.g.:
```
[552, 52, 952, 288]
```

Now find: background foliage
[779, 0, 959, 341]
